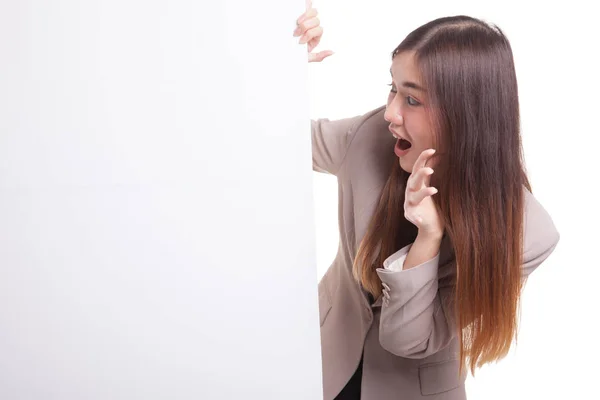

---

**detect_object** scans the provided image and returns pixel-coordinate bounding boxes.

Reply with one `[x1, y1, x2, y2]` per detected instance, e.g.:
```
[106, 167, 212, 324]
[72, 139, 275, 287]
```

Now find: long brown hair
[353, 16, 531, 375]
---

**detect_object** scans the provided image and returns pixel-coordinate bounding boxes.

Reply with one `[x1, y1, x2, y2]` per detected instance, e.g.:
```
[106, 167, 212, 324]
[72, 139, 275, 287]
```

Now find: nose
[384, 102, 403, 125]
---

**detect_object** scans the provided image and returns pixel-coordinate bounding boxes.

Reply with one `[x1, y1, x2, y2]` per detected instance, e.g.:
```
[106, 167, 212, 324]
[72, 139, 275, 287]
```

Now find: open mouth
[398, 138, 412, 150]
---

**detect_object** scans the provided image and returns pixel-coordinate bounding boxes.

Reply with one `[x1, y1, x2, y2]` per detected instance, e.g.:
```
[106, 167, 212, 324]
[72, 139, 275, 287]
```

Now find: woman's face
[384, 51, 436, 173]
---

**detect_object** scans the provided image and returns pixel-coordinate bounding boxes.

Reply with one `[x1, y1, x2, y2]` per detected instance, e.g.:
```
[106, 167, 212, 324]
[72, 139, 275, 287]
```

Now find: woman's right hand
[294, 2, 334, 63]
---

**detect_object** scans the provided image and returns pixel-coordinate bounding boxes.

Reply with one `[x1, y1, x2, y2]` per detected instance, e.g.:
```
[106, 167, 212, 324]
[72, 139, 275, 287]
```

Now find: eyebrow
[390, 69, 427, 92]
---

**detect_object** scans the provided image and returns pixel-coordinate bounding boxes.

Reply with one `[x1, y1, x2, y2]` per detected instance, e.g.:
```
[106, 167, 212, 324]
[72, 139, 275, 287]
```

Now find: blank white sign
[0, 1, 323, 399]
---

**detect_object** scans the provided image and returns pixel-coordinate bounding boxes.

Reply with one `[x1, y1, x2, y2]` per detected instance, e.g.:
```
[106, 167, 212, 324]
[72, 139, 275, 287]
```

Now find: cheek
[405, 116, 435, 148]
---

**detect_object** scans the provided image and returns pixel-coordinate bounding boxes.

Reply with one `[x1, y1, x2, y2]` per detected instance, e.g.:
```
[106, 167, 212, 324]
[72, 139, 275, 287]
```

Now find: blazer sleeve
[375, 189, 560, 359]
[311, 106, 388, 175]
[310, 114, 363, 176]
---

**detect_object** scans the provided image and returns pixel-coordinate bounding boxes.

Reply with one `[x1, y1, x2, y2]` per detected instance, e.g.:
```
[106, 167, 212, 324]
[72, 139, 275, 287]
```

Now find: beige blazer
[311, 106, 560, 400]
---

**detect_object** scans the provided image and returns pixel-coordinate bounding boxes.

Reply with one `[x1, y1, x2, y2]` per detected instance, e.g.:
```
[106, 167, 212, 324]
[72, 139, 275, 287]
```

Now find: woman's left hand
[404, 149, 444, 237]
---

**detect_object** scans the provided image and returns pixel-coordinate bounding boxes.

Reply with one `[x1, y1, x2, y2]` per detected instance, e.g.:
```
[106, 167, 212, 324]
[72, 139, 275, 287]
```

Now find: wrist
[403, 231, 442, 270]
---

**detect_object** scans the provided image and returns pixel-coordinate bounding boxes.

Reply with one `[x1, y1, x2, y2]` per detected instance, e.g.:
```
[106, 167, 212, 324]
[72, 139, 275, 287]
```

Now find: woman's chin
[399, 157, 413, 173]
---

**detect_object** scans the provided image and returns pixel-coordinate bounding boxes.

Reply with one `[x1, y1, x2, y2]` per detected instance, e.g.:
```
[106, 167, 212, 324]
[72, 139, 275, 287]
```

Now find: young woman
[295, 8, 560, 400]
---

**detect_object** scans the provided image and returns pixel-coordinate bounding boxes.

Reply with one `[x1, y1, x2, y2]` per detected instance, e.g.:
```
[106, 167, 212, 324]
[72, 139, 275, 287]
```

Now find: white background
[0, 1, 322, 399]
[308, 0, 600, 398]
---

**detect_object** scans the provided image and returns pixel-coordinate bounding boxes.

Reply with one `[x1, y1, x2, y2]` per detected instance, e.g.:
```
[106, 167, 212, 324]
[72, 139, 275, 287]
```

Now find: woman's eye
[406, 96, 420, 106]
[387, 83, 397, 93]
